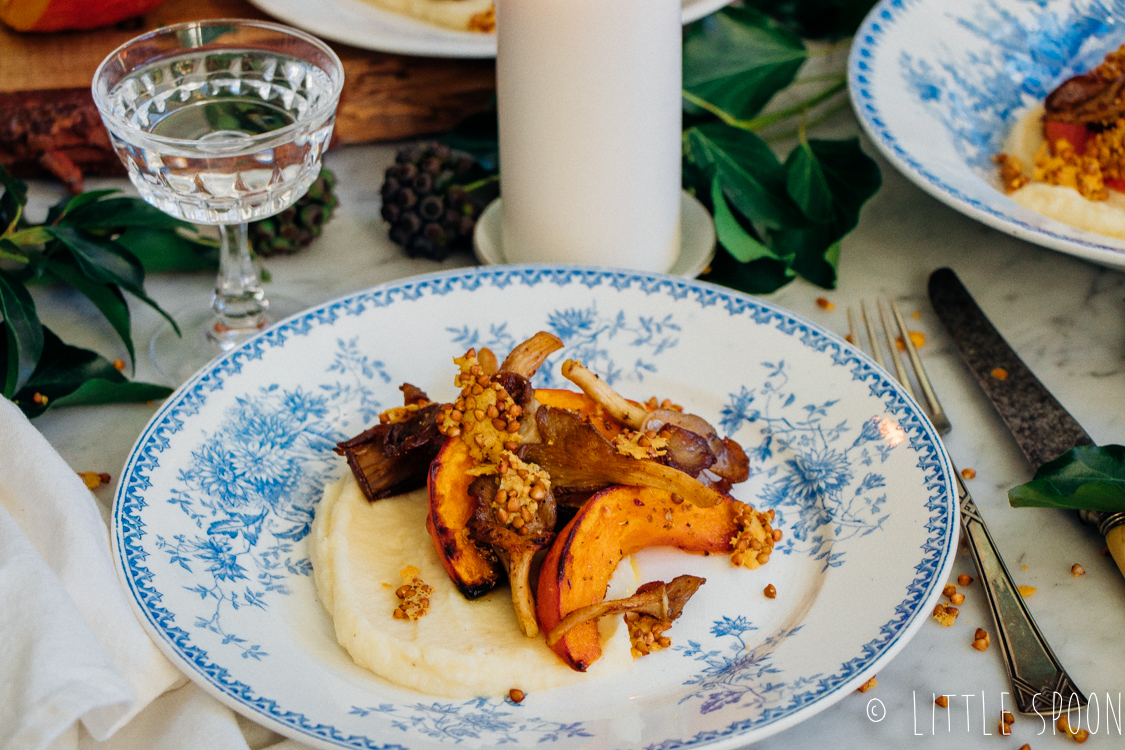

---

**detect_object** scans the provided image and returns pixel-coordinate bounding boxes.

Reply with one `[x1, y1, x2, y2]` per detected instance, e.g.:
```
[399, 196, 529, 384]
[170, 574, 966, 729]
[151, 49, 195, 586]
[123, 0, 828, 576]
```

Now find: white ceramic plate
[849, 0, 1125, 270]
[472, 192, 717, 278]
[112, 266, 957, 750]
[248, 0, 733, 58]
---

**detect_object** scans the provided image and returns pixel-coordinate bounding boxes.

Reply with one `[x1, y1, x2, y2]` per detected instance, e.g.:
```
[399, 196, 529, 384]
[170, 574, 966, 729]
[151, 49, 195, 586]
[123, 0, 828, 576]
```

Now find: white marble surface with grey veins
[25, 130, 1125, 749]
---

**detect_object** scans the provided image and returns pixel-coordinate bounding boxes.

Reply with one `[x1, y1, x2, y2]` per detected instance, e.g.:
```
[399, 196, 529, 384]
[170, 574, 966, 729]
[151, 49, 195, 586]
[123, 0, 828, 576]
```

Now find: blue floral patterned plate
[850, 0, 1125, 269]
[112, 266, 958, 749]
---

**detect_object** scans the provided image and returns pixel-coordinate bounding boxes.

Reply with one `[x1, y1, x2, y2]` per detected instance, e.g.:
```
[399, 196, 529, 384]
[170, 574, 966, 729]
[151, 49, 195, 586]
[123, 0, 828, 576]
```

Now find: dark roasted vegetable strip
[335, 398, 444, 501]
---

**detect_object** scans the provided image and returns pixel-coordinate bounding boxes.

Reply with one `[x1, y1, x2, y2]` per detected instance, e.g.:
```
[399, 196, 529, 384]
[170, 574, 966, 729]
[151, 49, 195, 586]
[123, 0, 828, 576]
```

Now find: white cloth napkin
[0, 399, 311, 750]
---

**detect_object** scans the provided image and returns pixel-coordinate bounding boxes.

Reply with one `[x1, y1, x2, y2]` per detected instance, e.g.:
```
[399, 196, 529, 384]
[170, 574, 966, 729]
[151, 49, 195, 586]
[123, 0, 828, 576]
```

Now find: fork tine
[890, 300, 952, 435]
[859, 301, 885, 369]
[876, 300, 920, 402]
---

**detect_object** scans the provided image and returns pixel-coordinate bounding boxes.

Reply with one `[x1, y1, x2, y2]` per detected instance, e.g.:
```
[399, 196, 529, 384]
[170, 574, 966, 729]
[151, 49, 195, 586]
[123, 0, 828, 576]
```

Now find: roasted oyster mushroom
[560, 360, 749, 484]
[545, 575, 705, 647]
[520, 406, 728, 508]
[467, 471, 557, 637]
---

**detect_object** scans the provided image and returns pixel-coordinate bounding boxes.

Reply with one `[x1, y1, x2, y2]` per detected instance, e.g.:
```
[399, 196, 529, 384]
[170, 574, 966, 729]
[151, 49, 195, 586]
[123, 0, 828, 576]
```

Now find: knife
[928, 267, 1125, 578]
[927, 266, 1093, 715]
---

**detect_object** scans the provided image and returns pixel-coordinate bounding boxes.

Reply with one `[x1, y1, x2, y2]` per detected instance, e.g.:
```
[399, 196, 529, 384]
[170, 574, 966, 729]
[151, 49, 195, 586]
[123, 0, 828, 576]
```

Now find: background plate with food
[849, 0, 1125, 270]
[247, 0, 734, 58]
[112, 266, 957, 750]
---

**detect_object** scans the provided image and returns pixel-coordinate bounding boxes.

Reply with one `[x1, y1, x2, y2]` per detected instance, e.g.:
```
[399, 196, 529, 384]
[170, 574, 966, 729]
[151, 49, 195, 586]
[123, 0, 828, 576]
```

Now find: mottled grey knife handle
[957, 473, 1087, 714]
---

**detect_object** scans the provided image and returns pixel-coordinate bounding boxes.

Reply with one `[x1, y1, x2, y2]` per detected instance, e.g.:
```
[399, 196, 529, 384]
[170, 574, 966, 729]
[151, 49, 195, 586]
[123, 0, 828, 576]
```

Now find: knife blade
[927, 267, 1125, 575]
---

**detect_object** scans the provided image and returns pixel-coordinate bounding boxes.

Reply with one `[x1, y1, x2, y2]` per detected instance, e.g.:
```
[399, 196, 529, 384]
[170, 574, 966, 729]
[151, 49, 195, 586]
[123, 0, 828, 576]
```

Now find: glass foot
[149, 295, 308, 386]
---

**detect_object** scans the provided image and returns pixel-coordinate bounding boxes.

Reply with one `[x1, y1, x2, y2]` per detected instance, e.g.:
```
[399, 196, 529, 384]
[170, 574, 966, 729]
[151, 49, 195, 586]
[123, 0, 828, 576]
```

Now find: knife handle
[956, 473, 1087, 714]
[1105, 523, 1125, 580]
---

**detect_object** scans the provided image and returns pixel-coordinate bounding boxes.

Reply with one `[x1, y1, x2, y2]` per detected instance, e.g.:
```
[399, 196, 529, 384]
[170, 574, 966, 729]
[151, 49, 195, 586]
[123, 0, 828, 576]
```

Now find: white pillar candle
[496, 0, 682, 272]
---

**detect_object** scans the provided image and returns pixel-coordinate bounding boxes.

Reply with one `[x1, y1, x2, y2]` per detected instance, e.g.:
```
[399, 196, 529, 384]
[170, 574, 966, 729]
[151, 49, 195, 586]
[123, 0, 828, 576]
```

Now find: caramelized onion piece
[644, 410, 749, 483]
[545, 575, 705, 647]
[500, 331, 564, 379]
[520, 406, 726, 507]
[657, 424, 715, 477]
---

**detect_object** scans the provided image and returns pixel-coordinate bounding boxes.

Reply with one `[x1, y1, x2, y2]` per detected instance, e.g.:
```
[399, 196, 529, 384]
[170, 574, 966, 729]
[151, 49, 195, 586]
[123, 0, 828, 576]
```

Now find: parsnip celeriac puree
[309, 475, 634, 697]
[1002, 104, 1125, 239]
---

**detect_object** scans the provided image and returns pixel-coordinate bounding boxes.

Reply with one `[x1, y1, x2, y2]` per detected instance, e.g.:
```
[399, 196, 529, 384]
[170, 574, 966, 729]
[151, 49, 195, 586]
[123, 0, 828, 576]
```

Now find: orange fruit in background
[0, 0, 167, 32]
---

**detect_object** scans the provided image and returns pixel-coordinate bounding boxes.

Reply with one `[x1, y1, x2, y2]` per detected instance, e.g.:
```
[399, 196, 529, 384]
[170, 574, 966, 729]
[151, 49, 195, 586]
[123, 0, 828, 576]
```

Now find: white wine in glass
[92, 19, 344, 384]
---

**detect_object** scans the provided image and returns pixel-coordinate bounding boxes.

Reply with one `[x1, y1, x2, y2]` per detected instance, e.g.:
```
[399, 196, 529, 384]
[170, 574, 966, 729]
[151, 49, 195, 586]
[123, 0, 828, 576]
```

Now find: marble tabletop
[23, 127, 1125, 749]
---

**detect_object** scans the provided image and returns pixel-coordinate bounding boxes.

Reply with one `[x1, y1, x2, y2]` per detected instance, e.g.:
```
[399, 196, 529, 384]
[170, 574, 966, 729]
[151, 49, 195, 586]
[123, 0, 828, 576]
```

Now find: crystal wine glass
[92, 19, 344, 384]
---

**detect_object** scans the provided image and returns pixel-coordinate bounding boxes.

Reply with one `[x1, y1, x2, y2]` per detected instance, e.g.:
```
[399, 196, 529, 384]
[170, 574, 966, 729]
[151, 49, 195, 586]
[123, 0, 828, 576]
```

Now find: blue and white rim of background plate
[849, 0, 1125, 270]
[112, 265, 958, 750]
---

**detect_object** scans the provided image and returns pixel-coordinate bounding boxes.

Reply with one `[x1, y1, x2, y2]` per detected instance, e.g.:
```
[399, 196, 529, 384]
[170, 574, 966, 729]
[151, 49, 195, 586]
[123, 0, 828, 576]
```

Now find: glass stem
[210, 223, 267, 347]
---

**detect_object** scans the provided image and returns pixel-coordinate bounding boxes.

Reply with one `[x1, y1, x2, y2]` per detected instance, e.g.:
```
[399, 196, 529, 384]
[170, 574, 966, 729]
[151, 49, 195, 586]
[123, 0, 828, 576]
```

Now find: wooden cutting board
[0, 0, 495, 187]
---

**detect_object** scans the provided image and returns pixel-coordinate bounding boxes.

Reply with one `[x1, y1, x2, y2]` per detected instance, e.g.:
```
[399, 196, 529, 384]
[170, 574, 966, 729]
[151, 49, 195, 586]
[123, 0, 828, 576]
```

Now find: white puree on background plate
[1003, 103, 1125, 239]
[309, 475, 634, 697]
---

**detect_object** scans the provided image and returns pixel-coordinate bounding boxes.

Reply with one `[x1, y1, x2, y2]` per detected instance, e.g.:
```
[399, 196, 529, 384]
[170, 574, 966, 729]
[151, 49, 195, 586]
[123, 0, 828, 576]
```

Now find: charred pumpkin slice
[425, 438, 503, 599]
[426, 388, 603, 599]
[536, 485, 773, 671]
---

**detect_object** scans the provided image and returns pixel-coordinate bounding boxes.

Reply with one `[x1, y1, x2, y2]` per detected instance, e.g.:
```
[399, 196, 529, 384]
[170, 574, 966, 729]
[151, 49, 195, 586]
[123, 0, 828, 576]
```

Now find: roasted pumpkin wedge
[425, 438, 503, 599]
[425, 388, 595, 599]
[536, 485, 774, 671]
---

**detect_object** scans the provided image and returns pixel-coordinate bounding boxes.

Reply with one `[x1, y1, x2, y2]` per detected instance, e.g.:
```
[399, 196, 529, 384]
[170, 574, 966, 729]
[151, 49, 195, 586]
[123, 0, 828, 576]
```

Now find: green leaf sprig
[1009, 444, 1125, 514]
[682, 6, 882, 294]
[0, 166, 217, 418]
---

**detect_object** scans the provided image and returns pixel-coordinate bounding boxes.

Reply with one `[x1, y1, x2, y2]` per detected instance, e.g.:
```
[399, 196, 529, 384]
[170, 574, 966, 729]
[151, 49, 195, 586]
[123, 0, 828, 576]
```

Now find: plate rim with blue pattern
[111, 265, 959, 749]
[849, 0, 1125, 270]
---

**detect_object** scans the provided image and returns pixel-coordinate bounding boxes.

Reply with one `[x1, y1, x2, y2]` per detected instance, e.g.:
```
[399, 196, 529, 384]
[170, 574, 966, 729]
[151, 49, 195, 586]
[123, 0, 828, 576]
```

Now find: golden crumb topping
[438, 348, 524, 462]
[1087, 119, 1125, 180]
[1033, 139, 1107, 200]
[625, 611, 673, 658]
[729, 505, 777, 569]
[994, 153, 1031, 193]
[379, 401, 431, 425]
[490, 452, 551, 535]
[468, 7, 494, 33]
[612, 428, 669, 460]
[393, 565, 434, 621]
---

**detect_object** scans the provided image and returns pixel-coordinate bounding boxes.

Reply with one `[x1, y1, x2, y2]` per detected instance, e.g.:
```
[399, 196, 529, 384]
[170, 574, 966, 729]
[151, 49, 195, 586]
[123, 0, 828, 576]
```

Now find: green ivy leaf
[703, 250, 795, 295]
[743, 0, 879, 40]
[60, 197, 187, 231]
[0, 269, 43, 397]
[1, 324, 170, 418]
[683, 7, 807, 122]
[685, 123, 803, 234]
[0, 168, 28, 232]
[1009, 445, 1125, 514]
[807, 137, 883, 234]
[45, 259, 135, 368]
[710, 176, 784, 264]
[785, 141, 834, 222]
[47, 226, 181, 336]
[116, 227, 218, 274]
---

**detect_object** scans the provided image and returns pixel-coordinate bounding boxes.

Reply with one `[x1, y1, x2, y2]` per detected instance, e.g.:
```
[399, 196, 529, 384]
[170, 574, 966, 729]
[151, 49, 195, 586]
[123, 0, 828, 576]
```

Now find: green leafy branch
[0, 166, 217, 418]
[1009, 445, 1125, 514]
[682, 6, 881, 294]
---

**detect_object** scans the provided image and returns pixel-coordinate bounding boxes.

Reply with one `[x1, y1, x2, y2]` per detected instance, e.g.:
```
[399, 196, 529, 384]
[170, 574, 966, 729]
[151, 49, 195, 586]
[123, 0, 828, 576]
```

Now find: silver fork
[849, 299, 1086, 716]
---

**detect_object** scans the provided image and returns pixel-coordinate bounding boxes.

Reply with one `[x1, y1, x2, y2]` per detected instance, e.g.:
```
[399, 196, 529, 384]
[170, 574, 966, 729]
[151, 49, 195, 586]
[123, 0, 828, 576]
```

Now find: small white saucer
[472, 190, 717, 278]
